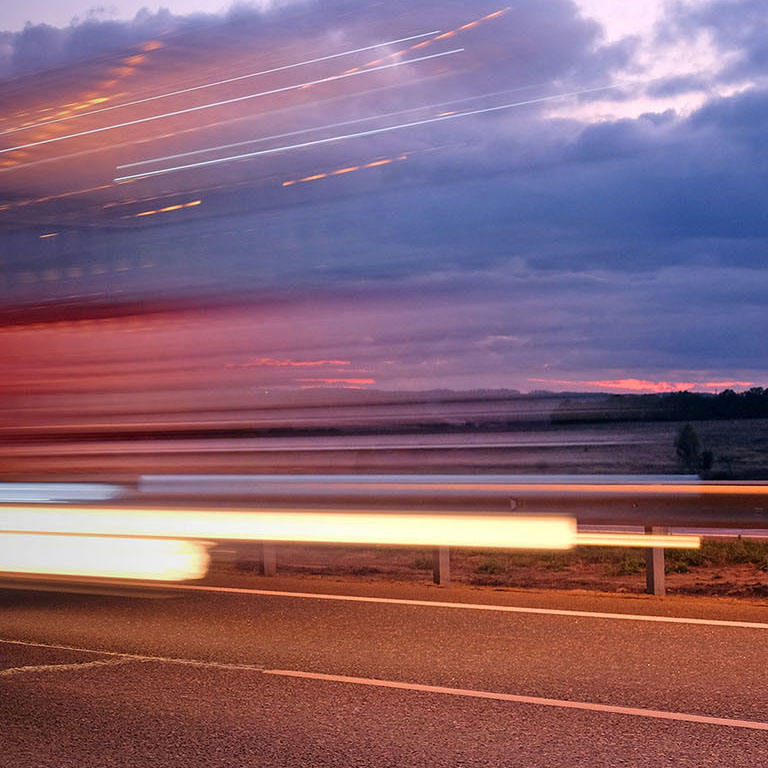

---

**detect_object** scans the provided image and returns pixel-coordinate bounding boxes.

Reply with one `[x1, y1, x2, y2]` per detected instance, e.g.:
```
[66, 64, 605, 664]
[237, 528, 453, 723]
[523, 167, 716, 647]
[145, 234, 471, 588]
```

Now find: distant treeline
[552, 388, 768, 424]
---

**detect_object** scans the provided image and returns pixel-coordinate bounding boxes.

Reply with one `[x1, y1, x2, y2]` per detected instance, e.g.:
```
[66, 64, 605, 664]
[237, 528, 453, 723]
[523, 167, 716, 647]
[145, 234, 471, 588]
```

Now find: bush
[675, 423, 702, 473]
[475, 557, 505, 575]
[607, 553, 644, 576]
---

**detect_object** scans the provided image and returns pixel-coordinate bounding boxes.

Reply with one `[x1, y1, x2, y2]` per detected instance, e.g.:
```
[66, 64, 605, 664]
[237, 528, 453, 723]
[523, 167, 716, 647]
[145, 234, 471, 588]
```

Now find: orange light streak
[0, 183, 115, 212]
[331, 166, 361, 175]
[575, 532, 700, 548]
[352, 7, 509, 73]
[362, 482, 768, 496]
[282, 155, 406, 187]
[133, 199, 202, 218]
[39, 232, 59, 239]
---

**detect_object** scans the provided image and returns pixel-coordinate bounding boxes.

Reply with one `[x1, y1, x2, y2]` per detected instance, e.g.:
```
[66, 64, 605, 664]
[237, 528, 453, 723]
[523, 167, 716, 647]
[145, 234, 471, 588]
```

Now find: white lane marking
[0, 658, 132, 676]
[0, 638, 264, 672]
[161, 584, 768, 630]
[3, 637, 765, 731]
[263, 669, 768, 731]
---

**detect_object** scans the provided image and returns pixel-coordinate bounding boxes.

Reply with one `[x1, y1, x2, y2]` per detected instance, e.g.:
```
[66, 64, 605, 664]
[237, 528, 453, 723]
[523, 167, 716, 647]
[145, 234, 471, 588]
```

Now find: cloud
[667, 0, 768, 84]
[227, 357, 351, 368]
[529, 378, 756, 394]
[2, 1, 768, 391]
[530, 377, 697, 393]
[0, 0, 625, 84]
[298, 377, 376, 385]
[0, 9, 181, 79]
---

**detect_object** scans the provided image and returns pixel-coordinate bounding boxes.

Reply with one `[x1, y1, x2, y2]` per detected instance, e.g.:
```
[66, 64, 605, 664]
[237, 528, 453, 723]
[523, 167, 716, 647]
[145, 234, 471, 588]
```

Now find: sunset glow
[529, 378, 757, 394]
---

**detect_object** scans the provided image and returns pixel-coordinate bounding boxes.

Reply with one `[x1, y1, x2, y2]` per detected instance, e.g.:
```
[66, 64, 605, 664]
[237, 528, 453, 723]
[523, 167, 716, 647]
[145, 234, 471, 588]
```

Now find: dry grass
[213, 537, 768, 598]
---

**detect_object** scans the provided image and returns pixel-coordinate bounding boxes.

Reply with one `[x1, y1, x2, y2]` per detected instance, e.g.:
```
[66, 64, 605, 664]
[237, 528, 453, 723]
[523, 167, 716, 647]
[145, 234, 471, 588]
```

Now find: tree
[674, 423, 701, 473]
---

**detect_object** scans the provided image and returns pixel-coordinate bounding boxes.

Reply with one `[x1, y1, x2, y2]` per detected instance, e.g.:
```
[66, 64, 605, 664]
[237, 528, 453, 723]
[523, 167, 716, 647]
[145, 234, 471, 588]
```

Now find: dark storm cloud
[370, 83, 768, 268]
[252, 83, 768, 283]
[81, 77, 766, 297]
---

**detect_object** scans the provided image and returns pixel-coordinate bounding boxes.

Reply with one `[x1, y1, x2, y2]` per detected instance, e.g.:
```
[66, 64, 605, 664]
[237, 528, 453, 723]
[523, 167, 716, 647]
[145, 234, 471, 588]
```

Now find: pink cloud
[298, 377, 376, 386]
[530, 377, 695, 393]
[703, 381, 754, 389]
[227, 357, 351, 369]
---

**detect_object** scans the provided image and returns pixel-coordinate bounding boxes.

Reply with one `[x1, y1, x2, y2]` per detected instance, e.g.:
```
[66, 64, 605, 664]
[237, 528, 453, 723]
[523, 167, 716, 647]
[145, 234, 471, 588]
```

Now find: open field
[2, 416, 766, 479]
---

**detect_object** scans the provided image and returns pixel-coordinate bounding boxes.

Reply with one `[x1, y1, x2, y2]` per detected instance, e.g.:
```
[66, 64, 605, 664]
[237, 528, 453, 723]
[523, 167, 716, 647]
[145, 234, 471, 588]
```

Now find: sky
[1, 1, 767, 395]
[2, 2, 231, 31]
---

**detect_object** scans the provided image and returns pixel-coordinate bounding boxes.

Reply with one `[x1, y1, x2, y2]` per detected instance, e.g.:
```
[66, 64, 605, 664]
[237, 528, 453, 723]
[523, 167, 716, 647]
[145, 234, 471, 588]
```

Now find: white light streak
[0, 77, 445, 175]
[0, 482, 122, 503]
[114, 81, 640, 182]
[1, 505, 576, 549]
[0, 30, 441, 138]
[0, 49, 463, 157]
[0, 533, 210, 581]
[118, 84, 546, 171]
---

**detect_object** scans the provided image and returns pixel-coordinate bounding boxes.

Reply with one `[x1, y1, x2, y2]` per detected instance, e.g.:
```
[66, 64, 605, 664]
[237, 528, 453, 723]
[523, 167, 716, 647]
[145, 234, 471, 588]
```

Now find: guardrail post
[432, 546, 450, 586]
[645, 525, 667, 596]
[260, 542, 277, 576]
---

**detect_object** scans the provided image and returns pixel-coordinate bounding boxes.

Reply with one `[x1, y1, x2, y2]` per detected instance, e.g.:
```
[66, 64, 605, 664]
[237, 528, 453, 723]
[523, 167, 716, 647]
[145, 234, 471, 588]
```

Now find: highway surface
[2, 580, 767, 766]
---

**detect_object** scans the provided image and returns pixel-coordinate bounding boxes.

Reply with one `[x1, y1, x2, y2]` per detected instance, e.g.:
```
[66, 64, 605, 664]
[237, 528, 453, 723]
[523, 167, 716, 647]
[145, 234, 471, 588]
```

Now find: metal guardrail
[2, 476, 766, 593]
[0, 483, 124, 503]
[139, 474, 768, 595]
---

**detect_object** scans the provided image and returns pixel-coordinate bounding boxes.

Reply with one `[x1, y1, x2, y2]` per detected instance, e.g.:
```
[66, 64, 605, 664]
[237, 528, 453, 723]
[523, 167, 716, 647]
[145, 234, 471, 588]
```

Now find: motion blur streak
[0, 49, 464, 157]
[346, 7, 509, 73]
[133, 199, 202, 217]
[379, 482, 768, 496]
[114, 81, 634, 182]
[0, 506, 576, 549]
[0, 533, 210, 581]
[117, 85, 545, 171]
[574, 532, 700, 548]
[0, 183, 114, 210]
[0, 30, 441, 137]
[0, 483, 122, 503]
[282, 155, 407, 186]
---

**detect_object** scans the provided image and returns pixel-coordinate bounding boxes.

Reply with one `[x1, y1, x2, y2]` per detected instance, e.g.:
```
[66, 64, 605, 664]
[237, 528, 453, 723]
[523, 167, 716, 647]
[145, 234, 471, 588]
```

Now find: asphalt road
[2, 581, 768, 767]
